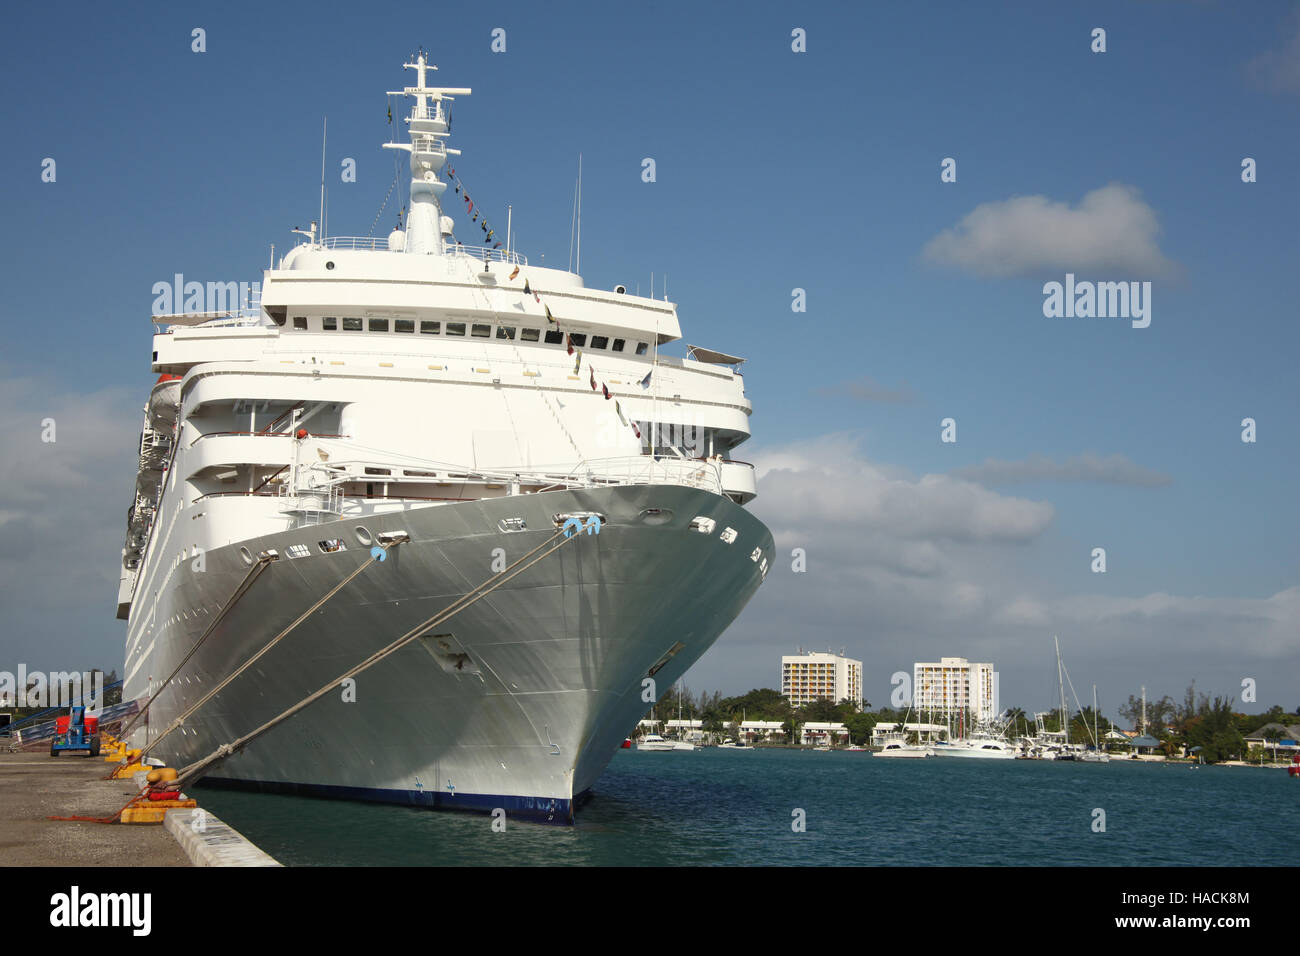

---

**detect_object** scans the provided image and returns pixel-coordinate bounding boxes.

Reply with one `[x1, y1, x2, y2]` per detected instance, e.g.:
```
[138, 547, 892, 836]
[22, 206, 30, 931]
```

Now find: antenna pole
[319, 117, 328, 243]
[506, 203, 512, 256]
[575, 153, 583, 275]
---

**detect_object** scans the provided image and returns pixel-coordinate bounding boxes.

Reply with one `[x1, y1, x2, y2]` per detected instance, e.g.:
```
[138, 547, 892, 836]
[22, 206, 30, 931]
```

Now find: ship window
[369, 318, 389, 332]
[636, 342, 649, 355]
[496, 326, 516, 340]
[342, 317, 363, 331]
[318, 539, 347, 553]
[612, 339, 625, 352]
[471, 323, 490, 337]
[395, 319, 415, 333]
[544, 330, 563, 344]
[322, 316, 338, 331]
[518, 328, 540, 342]
[292, 316, 307, 330]
[285, 544, 311, 559]
[446, 322, 466, 336]
[569, 333, 587, 347]
[420, 321, 440, 334]
[364, 467, 392, 476]
[591, 335, 608, 349]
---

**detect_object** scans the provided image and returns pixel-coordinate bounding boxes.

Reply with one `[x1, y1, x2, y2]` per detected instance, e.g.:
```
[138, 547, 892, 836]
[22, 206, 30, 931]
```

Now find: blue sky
[1, 1, 1296, 719]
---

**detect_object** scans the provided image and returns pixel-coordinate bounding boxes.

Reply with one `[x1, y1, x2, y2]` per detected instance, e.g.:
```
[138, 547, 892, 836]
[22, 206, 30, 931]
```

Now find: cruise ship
[116, 53, 772, 823]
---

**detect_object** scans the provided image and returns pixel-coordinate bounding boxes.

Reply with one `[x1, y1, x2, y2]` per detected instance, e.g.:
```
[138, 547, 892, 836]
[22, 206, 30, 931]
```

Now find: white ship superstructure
[117, 53, 771, 822]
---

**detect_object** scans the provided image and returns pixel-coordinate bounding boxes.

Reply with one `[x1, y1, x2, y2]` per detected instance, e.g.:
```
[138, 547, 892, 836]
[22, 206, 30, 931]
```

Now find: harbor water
[192, 748, 1294, 866]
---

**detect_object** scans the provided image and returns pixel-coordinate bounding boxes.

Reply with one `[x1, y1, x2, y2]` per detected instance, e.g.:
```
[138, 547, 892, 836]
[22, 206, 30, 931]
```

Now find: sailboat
[1079, 683, 1111, 763]
[672, 682, 695, 750]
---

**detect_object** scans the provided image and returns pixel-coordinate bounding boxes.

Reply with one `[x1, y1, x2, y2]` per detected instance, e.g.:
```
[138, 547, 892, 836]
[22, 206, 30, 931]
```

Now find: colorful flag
[544, 304, 555, 324]
[572, 349, 581, 376]
[565, 333, 574, 356]
[639, 370, 652, 389]
[523, 279, 532, 297]
[509, 265, 520, 280]
[616, 401, 628, 426]
[448, 166, 455, 178]
[590, 366, 597, 391]
[632, 422, 641, 439]
[493, 242, 502, 249]
[387, 102, 392, 124]
[602, 383, 610, 400]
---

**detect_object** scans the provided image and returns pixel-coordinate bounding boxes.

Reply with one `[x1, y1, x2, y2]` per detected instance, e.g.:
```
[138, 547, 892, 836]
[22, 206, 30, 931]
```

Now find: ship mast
[384, 50, 469, 255]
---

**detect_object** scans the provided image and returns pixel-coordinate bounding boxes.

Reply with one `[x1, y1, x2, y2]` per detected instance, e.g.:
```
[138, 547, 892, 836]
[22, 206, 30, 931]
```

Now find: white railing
[295, 455, 724, 497]
[320, 236, 389, 251]
[445, 243, 527, 266]
[318, 237, 526, 265]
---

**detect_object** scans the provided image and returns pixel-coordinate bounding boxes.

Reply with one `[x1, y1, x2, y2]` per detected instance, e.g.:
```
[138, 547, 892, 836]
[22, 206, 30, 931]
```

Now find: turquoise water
[193, 749, 1295, 866]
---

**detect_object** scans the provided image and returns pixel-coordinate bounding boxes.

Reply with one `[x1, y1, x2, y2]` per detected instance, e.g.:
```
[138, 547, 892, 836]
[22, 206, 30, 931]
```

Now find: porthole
[354, 526, 373, 546]
[639, 508, 674, 525]
[325, 261, 335, 270]
[238, 546, 254, 566]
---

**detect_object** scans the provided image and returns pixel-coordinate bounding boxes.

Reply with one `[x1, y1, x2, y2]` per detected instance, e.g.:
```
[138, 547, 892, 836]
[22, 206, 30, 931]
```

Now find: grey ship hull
[125, 483, 771, 823]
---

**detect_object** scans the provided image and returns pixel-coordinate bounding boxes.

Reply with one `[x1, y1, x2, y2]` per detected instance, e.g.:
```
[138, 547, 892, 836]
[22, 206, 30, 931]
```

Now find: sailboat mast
[1056, 635, 1068, 745]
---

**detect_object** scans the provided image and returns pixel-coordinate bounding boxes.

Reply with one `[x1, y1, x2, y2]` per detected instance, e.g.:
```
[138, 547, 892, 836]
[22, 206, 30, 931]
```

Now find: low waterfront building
[871, 722, 946, 744]
[740, 720, 786, 742]
[801, 722, 849, 746]
[664, 719, 704, 742]
[1243, 722, 1300, 760]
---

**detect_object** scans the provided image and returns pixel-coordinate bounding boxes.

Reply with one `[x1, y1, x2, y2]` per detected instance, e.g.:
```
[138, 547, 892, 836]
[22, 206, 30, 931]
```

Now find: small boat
[718, 738, 753, 749]
[1289, 754, 1299, 778]
[636, 734, 677, 752]
[620, 738, 632, 749]
[874, 741, 931, 758]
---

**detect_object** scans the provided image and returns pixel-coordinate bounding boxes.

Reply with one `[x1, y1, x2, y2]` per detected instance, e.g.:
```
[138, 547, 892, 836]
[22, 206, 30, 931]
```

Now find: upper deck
[258, 238, 682, 345]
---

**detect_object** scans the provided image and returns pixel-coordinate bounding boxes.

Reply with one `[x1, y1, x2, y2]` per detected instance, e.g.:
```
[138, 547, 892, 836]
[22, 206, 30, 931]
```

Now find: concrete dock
[0, 752, 190, 866]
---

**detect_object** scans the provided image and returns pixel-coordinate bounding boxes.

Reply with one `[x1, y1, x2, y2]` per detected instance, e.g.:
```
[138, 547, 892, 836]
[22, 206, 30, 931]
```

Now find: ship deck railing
[318, 236, 527, 265]
[191, 454, 735, 506]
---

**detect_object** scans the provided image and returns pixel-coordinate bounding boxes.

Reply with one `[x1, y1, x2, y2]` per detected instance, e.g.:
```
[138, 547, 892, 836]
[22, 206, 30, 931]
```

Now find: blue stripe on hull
[196, 776, 586, 825]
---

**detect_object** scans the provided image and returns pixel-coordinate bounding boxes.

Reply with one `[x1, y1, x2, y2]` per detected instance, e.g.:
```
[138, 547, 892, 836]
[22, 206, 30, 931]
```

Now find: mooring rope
[136, 536, 408, 763]
[118, 555, 276, 741]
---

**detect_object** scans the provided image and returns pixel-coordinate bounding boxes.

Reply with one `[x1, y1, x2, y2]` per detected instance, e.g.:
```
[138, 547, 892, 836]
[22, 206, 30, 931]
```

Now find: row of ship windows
[288, 315, 651, 356]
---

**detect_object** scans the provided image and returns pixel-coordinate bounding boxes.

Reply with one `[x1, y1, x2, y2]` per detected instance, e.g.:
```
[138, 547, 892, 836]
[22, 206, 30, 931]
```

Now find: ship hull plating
[124, 483, 771, 823]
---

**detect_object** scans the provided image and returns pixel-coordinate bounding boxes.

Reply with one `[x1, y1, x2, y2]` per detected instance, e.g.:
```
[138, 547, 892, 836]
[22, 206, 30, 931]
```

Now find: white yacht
[636, 735, 678, 752]
[116, 53, 771, 823]
[928, 735, 1017, 759]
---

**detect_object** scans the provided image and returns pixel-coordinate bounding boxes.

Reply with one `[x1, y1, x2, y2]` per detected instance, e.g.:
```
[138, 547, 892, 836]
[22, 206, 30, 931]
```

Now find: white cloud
[1247, 11, 1300, 94]
[754, 434, 1055, 545]
[952, 452, 1172, 487]
[921, 184, 1178, 279]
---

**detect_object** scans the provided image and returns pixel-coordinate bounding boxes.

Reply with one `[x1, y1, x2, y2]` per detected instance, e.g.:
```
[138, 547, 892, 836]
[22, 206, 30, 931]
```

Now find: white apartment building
[913, 657, 998, 724]
[781, 651, 863, 709]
